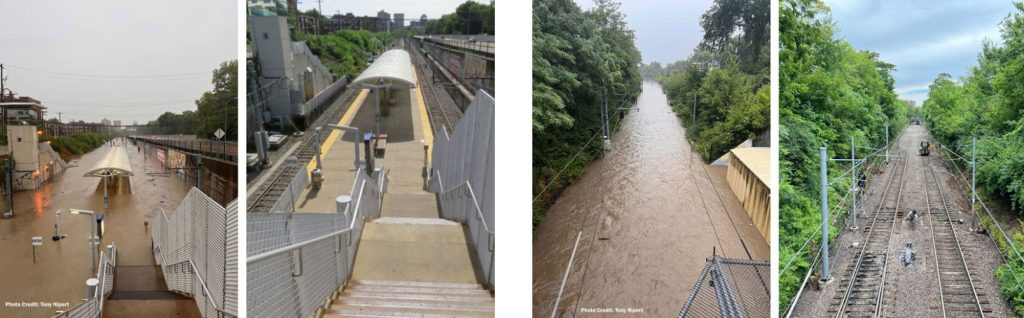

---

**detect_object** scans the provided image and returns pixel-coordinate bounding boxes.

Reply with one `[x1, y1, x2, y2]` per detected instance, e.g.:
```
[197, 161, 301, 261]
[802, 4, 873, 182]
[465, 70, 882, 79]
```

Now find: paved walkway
[295, 76, 433, 212]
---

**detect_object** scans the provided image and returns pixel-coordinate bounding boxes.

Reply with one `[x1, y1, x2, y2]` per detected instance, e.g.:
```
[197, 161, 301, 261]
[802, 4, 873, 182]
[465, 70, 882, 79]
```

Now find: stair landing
[325, 280, 494, 318]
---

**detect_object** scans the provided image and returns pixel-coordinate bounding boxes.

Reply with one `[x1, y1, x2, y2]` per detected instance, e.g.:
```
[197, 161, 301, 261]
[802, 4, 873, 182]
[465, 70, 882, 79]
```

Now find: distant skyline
[0, 0, 236, 124]
[575, 0, 713, 64]
[297, 0, 491, 26]
[824, 0, 1016, 106]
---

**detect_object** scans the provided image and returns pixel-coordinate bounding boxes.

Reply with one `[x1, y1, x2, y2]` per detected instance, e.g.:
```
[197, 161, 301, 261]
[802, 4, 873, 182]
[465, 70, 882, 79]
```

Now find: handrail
[431, 168, 493, 236]
[248, 168, 386, 264]
[186, 259, 222, 314]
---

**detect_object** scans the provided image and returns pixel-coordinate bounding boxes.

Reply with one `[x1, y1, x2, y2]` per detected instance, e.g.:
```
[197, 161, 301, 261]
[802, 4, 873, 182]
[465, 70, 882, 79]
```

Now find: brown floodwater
[533, 81, 769, 317]
[0, 138, 191, 317]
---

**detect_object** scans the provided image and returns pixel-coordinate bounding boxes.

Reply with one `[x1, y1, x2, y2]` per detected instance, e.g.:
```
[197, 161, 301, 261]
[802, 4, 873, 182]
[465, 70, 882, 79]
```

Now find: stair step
[381, 193, 439, 218]
[333, 298, 494, 311]
[325, 307, 494, 318]
[350, 280, 484, 290]
[345, 284, 491, 296]
[373, 217, 460, 226]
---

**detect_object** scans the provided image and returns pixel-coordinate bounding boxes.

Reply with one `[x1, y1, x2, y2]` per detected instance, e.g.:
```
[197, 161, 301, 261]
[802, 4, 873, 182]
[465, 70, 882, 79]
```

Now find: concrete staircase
[324, 192, 493, 317]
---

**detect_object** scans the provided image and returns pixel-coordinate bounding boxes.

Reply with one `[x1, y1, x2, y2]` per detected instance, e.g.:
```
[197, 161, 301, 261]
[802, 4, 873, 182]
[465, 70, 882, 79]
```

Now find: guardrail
[427, 89, 495, 288]
[130, 136, 237, 162]
[246, 168, 387, 318]
[152, 188, 238, 318]
[52, 244, 116, 318]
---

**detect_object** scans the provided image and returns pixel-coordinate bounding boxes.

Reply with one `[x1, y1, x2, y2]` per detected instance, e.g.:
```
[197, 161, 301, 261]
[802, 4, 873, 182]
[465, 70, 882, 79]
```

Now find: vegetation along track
[408, 40, 463, 137]
[924, 155, 987, 317]
[829, 150, 907, 318]
[247, 88, 361, 212]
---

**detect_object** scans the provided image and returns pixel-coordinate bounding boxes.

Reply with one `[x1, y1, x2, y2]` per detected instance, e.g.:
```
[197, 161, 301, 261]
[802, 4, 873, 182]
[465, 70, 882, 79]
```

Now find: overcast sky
[298, 0, 491, 26]
[575, 0, 713, 65]
[824, 0, 1015, 106]
[0, 0, 236, 124]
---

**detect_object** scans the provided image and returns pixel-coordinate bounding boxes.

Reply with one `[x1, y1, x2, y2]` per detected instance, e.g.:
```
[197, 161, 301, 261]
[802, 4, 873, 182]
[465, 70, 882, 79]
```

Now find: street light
[69, 209, 97, 273]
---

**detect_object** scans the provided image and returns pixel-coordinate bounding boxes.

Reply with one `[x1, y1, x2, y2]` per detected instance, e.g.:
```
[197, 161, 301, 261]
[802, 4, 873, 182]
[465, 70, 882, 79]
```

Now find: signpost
[31, 236, 42, 263]
[214, 128, 226, 141]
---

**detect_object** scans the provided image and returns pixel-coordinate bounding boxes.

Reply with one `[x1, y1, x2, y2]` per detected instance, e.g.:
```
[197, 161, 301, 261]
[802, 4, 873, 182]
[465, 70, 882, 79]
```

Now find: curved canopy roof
[350, 50, 416, 88]
[84, 147, 134, 177]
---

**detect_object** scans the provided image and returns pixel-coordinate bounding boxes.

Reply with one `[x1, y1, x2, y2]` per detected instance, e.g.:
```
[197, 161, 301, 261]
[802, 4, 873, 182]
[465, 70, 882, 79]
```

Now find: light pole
[70, 209, 97, 273]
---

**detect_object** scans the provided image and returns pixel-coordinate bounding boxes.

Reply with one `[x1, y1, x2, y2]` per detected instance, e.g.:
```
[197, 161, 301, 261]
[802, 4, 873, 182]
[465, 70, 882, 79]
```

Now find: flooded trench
[533, 81, 769, 317]
[0, 138, 191, 317]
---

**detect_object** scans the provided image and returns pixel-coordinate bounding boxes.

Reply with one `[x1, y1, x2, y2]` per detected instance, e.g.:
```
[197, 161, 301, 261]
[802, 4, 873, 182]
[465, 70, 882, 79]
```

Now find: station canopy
[350, 49, 416, 88]
[83, 147, 134, 177]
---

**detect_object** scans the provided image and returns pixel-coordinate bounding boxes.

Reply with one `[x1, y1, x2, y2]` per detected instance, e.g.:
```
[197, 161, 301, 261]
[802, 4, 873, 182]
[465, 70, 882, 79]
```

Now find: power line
[4, 64, 210, 81]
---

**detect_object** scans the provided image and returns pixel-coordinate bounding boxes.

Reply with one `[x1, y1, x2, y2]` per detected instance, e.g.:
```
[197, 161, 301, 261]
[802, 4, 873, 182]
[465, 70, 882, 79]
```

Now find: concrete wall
[726, 153, 771, 243]
[250, 15, 297, 123]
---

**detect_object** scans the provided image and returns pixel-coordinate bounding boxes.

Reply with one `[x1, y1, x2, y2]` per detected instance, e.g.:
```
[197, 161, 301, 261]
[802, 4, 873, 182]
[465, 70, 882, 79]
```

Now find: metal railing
[427, 89, 495, 288]
[130, 136, 238, 162]
[678, 256, 770, 318]
[152, 188, 238, 318]
[246, 168, 387, 318]
[52, 244, 116, 318]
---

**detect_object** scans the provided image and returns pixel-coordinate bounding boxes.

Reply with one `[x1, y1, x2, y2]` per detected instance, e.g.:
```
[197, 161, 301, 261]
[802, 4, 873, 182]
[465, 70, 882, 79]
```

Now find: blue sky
[824, 0, 1016, 106]
[575, 0, 714, 64]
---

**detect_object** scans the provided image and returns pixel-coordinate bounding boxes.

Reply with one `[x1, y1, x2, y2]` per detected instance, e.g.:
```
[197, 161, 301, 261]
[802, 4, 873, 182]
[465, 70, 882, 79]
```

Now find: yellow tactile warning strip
[306, 88, 369, 175]
[412, 66, 435, 164]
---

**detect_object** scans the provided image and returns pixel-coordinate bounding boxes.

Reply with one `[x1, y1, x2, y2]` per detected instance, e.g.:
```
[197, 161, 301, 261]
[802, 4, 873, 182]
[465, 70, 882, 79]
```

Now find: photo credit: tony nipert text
[578, 307, 646, 314]
[5, 301, 72, 309]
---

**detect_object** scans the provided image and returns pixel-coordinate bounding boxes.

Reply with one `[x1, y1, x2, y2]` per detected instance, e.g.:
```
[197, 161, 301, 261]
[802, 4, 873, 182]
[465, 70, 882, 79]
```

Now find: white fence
[428, 90, 495, 288]
[52, 244, 116, 318]
[152, 188, 238, 318]
[271, 169, 309, 214]
[247, 169, 387, 318]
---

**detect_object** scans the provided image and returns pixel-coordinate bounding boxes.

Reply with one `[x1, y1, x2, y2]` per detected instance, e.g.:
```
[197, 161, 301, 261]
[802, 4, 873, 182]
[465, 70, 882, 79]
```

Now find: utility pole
[820, 146, 831, 282]
[0, 63, 5, 103]
[972, 136, 977, 228]
[885, 124, 889, 163]
[850, 135, 857, 230]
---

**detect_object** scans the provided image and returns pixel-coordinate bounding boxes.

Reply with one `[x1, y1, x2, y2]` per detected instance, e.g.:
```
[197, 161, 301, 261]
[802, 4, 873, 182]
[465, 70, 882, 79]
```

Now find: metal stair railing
[152, 188, 237, 318]
[246, 168, 387, 318]
[429, 172, 495, 288]
[52, 244, 116, 318]
[426, 89, 495, 289]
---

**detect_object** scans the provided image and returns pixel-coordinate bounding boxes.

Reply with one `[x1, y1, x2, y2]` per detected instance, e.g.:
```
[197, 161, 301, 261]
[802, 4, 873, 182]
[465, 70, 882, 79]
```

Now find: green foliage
[532, 0, 641, 231]
[147, 61, 238, 139]
[47, 133, 108, 160]
[426, 1, 495, 35]
[779, 0, 908, 311]
[922, 4, 1024, 312]
[658, 0, 770, 161]
[296, 30, 395, 79]
[700, 0, 770, 74]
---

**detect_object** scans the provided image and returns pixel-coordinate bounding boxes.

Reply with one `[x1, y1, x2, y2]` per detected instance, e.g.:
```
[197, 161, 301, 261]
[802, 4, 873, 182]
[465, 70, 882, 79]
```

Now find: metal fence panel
[247, 169, 388, 318]
[151, 187, 237, 318]
[428, 90, 495, 288]
[678, 257, 770, 318]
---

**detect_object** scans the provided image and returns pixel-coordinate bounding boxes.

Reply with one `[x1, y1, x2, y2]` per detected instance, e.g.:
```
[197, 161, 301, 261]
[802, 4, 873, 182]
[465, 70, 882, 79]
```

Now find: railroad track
[829, 150, 907, 318]
[408, 39, 462, 137]
[924, 155, 987, 317]
[247, 88, 361, 212]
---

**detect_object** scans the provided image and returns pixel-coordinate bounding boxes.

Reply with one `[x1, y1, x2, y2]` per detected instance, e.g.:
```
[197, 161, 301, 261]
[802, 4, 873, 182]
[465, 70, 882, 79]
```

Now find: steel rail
[925, 155, 985, 317]
[833, 150, 907, 318]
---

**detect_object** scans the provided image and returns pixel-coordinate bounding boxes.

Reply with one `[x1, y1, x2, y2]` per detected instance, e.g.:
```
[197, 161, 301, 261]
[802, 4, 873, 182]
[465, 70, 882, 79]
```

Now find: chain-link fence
[247, 169, 387, 318]
[678, 256, 770, 318]
[152, 188, 238, 318]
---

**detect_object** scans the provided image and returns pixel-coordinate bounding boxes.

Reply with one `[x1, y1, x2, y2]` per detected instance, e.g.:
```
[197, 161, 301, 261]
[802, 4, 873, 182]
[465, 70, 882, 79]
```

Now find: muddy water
[0, 138, 191, 317]
[533, 81, 769, 317]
